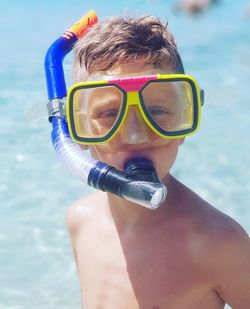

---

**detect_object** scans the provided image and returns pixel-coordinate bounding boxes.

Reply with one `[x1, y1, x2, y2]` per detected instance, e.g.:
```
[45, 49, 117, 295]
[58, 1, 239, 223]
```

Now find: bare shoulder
[192, 199, 250, 263]
[171, 177, 249, 258]
[66, 190, 107, 237]
[183, 189, 250, 307]
[192, 194, 250, 266]
[173, 177, 249, 242]
[175, 178, 250, 305]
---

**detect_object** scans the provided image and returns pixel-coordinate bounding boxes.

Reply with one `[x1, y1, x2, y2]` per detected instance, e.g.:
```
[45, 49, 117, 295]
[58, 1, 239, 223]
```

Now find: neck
[106, 174, 176, 231]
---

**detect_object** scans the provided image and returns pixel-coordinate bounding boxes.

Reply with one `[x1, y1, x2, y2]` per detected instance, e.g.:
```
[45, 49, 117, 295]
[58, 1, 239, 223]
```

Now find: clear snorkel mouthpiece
[122, 158, 167, 209]
[88, 157, 167, 209]
[44, 10, 167, 210]
[120, 158, 167, 209]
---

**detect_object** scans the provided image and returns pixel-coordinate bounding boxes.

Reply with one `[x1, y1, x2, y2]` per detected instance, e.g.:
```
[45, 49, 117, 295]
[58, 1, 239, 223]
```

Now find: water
[0, 0, 249, 308]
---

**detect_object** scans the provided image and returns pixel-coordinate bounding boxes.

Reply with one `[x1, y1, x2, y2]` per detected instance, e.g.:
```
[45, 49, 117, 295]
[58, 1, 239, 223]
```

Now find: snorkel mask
[44, 11, 203, 209]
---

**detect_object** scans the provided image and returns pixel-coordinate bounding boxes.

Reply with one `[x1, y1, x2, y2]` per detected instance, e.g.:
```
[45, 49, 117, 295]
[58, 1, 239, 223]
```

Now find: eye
[98, 109, 119, 118]
[148, 106, 170, 115]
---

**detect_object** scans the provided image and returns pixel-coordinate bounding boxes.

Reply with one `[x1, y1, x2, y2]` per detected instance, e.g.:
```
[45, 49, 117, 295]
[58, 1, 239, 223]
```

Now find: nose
[119, 107, 151, 145]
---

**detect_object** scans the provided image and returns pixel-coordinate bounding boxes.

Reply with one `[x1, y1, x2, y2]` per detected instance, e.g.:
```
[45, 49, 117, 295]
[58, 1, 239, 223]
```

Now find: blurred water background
[0, 0, 249, 308]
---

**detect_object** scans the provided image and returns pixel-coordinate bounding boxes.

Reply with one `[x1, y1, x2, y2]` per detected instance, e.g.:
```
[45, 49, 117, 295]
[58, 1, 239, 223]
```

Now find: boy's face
[82, 62, 184, 180]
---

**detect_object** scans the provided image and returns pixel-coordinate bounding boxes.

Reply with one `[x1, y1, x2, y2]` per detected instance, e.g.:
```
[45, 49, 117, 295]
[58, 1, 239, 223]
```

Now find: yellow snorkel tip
[68, 10, 98, 38]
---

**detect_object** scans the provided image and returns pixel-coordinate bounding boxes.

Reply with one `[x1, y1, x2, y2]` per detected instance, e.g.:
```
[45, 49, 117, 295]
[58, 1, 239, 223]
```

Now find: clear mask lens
[71, 85, 124, 139]
[140, 80, 195, 133]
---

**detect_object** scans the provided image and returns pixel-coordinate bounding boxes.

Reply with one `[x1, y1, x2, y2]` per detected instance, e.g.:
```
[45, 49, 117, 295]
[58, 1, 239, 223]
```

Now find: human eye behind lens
[97, 108, 119, 119]
[90, 98, 121, 119]
[148, 105, 172, 116]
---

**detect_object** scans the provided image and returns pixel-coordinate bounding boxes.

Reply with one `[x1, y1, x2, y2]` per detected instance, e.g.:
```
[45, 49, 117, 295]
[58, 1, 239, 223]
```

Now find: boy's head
[70, 15, 196, 179]
[73, 15, 184, 82]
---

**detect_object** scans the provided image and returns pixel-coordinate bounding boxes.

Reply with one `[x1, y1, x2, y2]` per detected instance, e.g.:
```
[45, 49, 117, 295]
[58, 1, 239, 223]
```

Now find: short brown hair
[73, 15, 184, 80]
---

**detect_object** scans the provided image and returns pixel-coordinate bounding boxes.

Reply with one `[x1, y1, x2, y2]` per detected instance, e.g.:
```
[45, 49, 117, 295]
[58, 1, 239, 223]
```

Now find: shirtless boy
[66, 15, 250, 308]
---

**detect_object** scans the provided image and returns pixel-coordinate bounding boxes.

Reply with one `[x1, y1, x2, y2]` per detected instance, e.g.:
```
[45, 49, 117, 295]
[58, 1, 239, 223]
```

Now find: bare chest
[74, 226, 224, 309]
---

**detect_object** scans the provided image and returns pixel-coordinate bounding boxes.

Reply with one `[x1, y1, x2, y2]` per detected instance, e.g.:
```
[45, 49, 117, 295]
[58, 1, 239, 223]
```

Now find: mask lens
[71, 85, 124, 140]
[141, 80, 195, 135]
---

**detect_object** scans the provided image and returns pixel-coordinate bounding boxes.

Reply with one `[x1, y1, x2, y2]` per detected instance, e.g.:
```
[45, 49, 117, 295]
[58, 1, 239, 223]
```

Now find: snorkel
[44, 10, 167, 209]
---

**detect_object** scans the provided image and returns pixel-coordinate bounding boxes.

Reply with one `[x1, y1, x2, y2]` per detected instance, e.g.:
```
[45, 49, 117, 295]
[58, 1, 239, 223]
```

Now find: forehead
[86, 62, 173, 82]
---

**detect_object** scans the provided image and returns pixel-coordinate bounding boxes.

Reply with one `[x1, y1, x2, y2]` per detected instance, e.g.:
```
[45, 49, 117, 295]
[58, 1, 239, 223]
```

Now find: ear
[179, 138, 185, 145]
[80, 144, 89, 150]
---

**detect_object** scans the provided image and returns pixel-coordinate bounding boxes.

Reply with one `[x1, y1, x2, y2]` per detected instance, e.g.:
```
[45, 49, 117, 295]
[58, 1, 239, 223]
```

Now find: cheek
[80, 144, 89, 151]
[89, 146, 118, 166]
[152, 140, 180, 180]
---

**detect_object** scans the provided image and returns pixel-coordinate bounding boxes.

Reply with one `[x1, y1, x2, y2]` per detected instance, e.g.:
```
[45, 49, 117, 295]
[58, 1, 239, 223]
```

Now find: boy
[66, 15, 250, 308]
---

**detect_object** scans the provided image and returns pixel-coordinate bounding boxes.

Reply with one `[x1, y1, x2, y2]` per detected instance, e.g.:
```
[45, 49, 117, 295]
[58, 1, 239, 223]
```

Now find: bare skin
[67, 62, 250, 308]
[67, 176, 250, 309]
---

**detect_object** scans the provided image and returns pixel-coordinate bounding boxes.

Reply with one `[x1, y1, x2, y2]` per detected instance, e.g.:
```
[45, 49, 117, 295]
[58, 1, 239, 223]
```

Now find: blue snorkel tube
[44, 11, 167, 209]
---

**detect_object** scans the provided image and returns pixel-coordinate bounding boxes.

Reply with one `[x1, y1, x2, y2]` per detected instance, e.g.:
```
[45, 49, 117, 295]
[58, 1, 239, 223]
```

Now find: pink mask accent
[108, 75, 157, 91]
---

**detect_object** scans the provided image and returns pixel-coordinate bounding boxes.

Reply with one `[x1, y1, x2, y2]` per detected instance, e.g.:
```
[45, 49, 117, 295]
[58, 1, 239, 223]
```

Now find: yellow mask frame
[66, 74, 203, 144]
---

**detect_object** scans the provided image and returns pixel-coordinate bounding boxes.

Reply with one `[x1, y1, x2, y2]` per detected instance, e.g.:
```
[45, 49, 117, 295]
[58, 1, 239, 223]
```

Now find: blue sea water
[0, 0, 249, 308]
